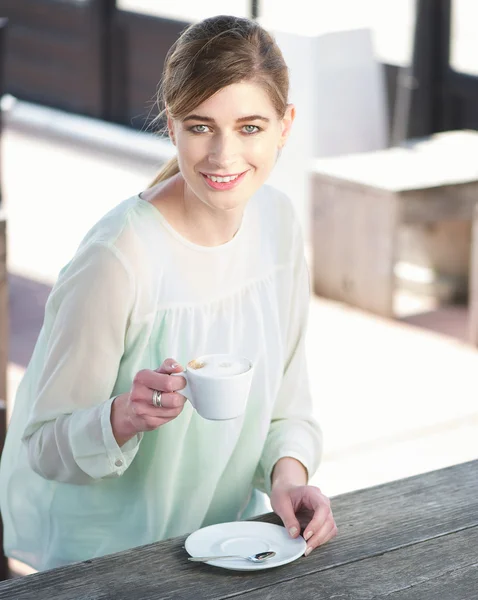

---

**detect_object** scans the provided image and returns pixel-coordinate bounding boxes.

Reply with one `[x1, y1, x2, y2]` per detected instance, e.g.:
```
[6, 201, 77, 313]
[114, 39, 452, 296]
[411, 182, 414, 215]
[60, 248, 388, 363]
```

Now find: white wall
[265, 27, 389, 241]
[261, 0, 416, 66]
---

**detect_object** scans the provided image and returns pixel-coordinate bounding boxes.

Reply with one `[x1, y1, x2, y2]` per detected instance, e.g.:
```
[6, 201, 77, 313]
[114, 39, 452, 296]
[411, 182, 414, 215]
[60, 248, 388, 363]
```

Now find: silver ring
[152, 389, 162, 408]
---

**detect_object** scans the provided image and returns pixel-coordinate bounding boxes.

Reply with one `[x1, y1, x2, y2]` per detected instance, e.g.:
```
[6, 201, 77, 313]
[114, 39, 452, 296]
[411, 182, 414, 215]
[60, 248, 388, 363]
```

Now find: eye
[189, 124, 210, 133]
[242, 125, 260, 134]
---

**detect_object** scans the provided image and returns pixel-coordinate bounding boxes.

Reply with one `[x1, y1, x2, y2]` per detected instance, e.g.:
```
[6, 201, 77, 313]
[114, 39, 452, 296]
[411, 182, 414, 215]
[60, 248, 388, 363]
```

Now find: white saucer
[185, 521, 306, 571]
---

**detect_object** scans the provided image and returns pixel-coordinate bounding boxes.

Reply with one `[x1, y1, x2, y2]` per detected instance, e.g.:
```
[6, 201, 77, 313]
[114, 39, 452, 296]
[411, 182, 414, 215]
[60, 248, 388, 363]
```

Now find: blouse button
[115, 459, 123, 467]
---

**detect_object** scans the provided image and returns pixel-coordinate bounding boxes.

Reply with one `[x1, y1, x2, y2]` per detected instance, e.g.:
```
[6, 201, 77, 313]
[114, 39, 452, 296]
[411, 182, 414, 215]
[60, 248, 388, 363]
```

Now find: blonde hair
[148, 15, 289, 188]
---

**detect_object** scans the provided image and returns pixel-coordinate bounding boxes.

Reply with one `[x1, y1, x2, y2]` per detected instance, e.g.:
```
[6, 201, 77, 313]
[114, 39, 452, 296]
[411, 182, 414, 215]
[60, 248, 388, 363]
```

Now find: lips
[201, 170, 249, 191]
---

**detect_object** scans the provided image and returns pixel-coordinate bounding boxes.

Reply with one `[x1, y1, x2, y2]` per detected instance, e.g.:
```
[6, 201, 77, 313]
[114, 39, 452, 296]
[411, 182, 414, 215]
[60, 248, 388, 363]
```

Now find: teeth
[206, 174, 239, 183]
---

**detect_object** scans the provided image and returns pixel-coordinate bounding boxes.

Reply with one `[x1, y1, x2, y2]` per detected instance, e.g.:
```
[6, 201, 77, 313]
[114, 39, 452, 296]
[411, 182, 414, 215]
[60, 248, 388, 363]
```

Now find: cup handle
[170, 372, 194, 407]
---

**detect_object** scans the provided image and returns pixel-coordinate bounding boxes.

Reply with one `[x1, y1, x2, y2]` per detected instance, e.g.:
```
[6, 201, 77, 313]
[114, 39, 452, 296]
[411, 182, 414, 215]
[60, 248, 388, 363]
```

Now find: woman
[0, 15, 336, 571]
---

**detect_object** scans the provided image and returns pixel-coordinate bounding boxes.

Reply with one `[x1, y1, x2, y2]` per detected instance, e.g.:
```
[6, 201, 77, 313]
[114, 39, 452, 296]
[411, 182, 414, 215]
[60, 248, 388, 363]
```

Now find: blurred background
[0, 0, 477, 579]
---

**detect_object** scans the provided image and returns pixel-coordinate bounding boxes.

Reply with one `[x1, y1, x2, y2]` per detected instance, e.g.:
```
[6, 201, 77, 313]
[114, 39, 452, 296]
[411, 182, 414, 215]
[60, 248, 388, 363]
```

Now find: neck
[182, 184, 244, 247]
[148, 175, 245, 247]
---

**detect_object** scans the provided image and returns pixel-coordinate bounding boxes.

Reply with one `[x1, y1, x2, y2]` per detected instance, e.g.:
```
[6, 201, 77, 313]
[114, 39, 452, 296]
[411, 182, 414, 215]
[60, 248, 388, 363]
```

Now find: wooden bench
[310, 130, 478, 325]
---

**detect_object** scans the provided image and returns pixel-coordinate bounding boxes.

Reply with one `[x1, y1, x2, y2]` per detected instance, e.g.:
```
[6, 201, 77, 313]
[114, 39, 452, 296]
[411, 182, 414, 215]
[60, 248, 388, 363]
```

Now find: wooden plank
[400, 182, 478, 224]
[4, 0, 112, 119]
[377, 565, 478, 599]
[238, 525, 478, 600]
[2, 0, 103, 33]
[0, 222, 8, 582]
[311, 172, 398, 317]
[0, 217, 7, 404]
[0, 461, 476, 599]
[469, 204, 478, 345]
[8, 27, 88, 64]
[312, 131, 478, 193]
[110, 11, 188, 128]
[0, 17, 7, 583]
[6, 56, 104, 115]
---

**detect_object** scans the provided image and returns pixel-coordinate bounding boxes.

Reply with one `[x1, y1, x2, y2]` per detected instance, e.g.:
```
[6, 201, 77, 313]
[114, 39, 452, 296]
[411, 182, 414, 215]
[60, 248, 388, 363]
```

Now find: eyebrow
[182, 114, 271, 124]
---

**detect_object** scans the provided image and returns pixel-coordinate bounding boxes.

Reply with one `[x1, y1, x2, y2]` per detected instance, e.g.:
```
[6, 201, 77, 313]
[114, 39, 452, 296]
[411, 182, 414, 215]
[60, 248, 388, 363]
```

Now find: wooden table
[0, 460, 477, 599]
[311, 130, 478, 321]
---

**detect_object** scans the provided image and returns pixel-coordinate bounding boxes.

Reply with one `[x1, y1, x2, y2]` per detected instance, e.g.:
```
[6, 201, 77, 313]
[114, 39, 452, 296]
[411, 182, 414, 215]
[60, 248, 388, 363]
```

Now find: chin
[206, 194, 247, 212]
[198, 182, 258, 211]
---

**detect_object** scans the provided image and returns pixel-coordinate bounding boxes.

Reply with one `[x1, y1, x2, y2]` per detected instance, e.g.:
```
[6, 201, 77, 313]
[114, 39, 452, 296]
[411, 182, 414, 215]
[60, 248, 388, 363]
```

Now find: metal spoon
[188, 550, 276, 564]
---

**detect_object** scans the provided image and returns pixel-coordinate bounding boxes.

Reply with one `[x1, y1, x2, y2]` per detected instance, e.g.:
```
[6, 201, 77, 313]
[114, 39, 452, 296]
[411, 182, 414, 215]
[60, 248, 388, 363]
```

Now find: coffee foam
[188, 355, 250, 378]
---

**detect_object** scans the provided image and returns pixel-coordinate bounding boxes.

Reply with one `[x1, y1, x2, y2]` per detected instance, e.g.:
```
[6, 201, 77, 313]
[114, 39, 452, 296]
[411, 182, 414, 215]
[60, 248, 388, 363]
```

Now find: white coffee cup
[171, 353, 254, 420]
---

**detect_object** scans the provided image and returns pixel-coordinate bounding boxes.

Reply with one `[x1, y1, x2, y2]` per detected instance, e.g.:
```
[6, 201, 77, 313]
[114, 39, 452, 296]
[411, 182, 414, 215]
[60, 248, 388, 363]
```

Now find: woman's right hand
[110, 358, 187, 446]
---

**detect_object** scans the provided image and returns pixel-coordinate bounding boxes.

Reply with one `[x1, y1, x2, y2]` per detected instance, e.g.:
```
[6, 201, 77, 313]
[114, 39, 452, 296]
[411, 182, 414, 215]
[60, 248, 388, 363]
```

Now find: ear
[166, 109, 176, 146]
[278, 104, 295, 148]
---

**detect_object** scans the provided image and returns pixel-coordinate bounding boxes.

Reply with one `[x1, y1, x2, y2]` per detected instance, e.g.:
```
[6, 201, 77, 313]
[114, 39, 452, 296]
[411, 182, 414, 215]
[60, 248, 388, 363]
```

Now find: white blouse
[0, 184, 322, 571]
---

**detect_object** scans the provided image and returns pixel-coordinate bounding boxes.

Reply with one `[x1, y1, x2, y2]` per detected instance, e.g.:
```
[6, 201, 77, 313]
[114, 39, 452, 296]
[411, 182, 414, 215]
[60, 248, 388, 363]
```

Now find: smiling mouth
[200, 170, 249, 191]
[201, 171, 247, 183]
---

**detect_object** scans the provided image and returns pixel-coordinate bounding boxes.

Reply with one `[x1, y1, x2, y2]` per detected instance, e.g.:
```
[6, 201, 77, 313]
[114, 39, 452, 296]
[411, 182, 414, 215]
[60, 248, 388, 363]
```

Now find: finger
[274, 494, 301, 539]
[133, 370, 185, 394]
[156, 360, 187, 394]
[133, 396, 186, 420]
[130, 385, 187, 413]
[304, 517, 337, 556]
[302, 500, 332, 542]
[156, 359, 185, 374]
[137, 406, 185, 430]
[319, 521, 338, 545]
[154, 391, 187, 410]
[149, 405, 184, 420]
[155, 361, 187, 393]
[306, 522, 337, 555]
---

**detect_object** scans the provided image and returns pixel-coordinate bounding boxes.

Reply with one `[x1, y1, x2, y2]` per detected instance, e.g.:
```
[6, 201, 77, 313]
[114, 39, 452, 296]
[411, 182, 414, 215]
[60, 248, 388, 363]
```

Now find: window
[450, 0, 478, 76]
[116, 0, 250, 21]
[260, 0, 416, 66]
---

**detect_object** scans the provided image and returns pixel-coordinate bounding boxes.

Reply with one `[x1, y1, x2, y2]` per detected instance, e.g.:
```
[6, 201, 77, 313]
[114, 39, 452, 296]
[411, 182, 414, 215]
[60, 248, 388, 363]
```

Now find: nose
[208, 132, 238, 168]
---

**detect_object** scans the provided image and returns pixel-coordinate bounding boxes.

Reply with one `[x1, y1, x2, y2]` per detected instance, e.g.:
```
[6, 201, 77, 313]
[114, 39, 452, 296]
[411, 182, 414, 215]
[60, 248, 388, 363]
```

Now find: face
[168, 81, 294, 212]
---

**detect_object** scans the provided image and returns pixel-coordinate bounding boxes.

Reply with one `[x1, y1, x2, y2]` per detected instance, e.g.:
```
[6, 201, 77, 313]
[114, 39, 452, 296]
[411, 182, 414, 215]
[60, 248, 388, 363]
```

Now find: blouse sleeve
[21, 242, 143, 484]
[254, 237, 323, 496]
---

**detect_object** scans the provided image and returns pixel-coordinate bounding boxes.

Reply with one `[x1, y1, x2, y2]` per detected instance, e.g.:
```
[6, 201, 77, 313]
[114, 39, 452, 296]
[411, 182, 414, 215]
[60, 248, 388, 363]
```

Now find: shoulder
[248, 184, 303, 252]
[54, 196, 152, 288]
[75, 195, 143, 251]
[253, 183, 296, 215]
[69, 195, 165, 268]
[252, 185, 300, 230]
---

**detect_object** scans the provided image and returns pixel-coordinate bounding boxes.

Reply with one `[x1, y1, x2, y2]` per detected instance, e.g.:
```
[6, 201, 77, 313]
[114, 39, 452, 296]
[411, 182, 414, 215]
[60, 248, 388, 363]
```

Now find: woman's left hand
[270, 484, 337, 556]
